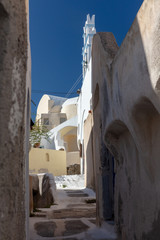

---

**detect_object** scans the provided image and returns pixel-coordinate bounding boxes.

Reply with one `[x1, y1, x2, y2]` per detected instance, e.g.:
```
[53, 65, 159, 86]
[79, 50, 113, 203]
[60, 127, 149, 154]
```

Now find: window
[60, 117, 66, 124]
[43, 118, 49, 125]
[46, 153, 49, 162]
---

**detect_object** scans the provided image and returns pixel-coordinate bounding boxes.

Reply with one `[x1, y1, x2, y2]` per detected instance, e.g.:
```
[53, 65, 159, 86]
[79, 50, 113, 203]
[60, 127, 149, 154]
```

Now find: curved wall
[91, 1, 160, 238]
[61, 104, 77, 120]
[36, 94, 50, 123]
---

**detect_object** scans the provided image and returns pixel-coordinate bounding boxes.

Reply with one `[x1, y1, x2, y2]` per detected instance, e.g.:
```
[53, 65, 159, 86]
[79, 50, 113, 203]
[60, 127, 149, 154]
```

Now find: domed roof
[48, 95, 67, 106]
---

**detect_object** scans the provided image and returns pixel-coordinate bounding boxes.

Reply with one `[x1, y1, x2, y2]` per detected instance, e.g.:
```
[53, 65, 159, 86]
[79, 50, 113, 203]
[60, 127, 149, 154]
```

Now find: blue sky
[30, 0, 143, 120]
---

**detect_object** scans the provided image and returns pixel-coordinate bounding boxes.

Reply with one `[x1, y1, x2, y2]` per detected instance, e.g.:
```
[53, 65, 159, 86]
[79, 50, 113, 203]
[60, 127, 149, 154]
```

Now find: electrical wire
[31, 73, 83, 100]
[32, 90, 77, 95]
[65, 73, 82, 97]
[65, 73, 83, 98]
[31, 99, 36, 106]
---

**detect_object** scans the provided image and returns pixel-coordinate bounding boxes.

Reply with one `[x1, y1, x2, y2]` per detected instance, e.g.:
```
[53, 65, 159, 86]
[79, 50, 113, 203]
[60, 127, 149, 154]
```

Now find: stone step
[47, 207, 96, 219]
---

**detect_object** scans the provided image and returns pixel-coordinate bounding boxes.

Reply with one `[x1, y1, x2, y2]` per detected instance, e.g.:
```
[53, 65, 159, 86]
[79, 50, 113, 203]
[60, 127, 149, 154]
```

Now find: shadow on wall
[105, 19, 160, 240]
[0, 3, 9, 66]
[84, 123, 95, 190]
[105, 120, 139, 238]
[92, 1, 160, 239]
[105, 100, 160, 239]
[83, 113, 95, 190]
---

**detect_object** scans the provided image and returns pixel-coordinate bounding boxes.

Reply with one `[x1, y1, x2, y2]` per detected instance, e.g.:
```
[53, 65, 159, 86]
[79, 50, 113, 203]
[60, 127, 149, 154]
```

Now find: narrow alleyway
[30, 188, 116, 240]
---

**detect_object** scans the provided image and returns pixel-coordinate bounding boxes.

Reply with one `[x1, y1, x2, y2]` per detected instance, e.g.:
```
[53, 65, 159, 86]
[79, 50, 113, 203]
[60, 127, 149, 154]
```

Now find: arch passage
[105, 120, 139, 239]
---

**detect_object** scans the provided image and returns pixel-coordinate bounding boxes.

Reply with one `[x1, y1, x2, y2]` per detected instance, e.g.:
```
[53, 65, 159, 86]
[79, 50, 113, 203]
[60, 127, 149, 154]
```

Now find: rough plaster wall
[106, 123, 139, 240]
[92, 32, 118, 224]
[24, 0, 31, 237]
[92, 0, 160, 239]
[0, 0, 29, 239]
[106, 107, 160, 240]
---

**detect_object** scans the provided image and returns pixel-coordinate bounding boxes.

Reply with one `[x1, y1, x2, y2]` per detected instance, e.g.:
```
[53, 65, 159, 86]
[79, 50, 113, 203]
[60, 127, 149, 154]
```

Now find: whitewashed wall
[77, 60, 92, 173]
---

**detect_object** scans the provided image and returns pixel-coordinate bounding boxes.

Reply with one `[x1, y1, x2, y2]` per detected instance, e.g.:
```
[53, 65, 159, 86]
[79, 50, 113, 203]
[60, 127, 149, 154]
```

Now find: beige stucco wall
[29, 148, 66, 176]
[66, 152, 80, 167]
[83, 113, 95, 189]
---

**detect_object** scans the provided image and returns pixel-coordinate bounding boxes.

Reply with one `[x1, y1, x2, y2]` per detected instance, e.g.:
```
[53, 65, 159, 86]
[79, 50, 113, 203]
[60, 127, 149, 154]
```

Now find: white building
[36, 95, 78, 152]
[35, 14, 96, 179]
[77, 14, 96, 175]
[36, 94, 68, 131]
[82, 14, 96, 77]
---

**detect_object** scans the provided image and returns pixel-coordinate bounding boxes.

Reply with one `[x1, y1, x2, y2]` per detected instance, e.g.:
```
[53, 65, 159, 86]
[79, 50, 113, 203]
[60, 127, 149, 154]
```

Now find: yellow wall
[29, 148, 66, 176]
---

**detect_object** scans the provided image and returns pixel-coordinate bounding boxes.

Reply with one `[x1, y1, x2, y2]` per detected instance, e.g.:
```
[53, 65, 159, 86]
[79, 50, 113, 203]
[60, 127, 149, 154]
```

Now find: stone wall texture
[92, 0, 160, 239]
[0, 0, 30, 239]
[67, 164, 80, 175]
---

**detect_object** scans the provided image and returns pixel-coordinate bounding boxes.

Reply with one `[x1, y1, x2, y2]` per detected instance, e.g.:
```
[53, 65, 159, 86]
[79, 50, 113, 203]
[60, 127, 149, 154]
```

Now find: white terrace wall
[77, 60, 92, 173]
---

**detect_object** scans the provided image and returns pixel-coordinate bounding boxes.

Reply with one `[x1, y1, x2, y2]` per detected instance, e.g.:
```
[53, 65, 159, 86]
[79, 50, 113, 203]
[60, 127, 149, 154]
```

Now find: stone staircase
[30, 189, 116, 240]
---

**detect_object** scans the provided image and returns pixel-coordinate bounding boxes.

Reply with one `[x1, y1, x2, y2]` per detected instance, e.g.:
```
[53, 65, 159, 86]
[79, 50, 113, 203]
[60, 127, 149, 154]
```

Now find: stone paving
[29, 189, 116, 240]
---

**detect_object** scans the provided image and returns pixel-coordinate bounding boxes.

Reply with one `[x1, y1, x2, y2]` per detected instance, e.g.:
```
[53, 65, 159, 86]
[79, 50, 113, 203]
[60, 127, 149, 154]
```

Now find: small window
[46, 153, 49, 162]
[43, 118, 49, 125]
[60, 117, 66, 124]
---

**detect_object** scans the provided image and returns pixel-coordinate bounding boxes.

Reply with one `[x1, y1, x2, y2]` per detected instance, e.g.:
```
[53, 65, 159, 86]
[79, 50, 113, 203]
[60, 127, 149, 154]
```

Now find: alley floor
[29, 188, 116, 240]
